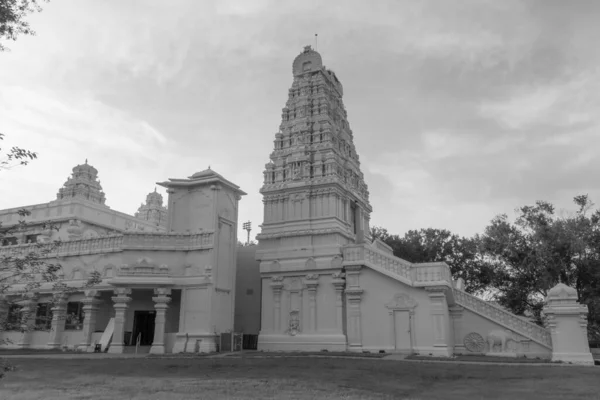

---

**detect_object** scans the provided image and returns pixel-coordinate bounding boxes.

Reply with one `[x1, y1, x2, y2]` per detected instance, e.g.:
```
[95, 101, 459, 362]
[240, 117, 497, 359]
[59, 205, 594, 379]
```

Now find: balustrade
[453, 288, 552, 348]
[342, 243, 551, 348]
[0, 232, 214, 258]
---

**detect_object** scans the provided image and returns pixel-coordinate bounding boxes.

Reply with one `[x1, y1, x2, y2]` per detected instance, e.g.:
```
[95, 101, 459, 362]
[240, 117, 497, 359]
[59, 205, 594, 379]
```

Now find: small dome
[547, 282, 577, 300]
[189, 168, 224, 180]
[292, 45, 323, 77]
[191, 169, 215, 179]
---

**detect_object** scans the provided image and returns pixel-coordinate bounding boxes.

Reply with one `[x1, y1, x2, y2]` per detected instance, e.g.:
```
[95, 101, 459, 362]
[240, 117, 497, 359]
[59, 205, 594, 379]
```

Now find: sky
[1, 0, 600, 242]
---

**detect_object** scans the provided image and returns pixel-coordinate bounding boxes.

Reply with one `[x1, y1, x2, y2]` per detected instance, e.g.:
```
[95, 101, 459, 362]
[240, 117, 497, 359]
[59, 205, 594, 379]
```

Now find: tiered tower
[256, 46, 372, 351]
[56, 160, 107, 205]
[135, 188, 168, 229]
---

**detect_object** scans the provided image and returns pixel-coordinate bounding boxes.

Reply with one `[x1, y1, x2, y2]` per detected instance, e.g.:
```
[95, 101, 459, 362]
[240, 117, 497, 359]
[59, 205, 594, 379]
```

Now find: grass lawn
[0, 356, 598, 400]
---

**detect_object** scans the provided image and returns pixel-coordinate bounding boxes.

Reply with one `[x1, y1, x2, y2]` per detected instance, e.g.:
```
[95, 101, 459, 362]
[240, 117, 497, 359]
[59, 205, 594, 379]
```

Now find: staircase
[342, 242, 552, 350]
[453, 288, 552, 348]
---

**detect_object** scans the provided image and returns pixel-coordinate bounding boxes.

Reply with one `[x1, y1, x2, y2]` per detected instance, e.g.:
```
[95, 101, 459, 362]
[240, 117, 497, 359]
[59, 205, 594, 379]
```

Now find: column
[17, 294, 38, 349]
[425, 286, 453, 357]
[344, 264, 363, 351]
[108, 288, 131, 354]
[331, 272, 346, 332]
[47, 294, 69, 349]
[304, 274, 319, 332]
[150, 288, 171, 354]
[80, 290, 102, 352]
[0, 297, 8, 327]
[270, 276, 284, 332]
[449, 306, 464, 354]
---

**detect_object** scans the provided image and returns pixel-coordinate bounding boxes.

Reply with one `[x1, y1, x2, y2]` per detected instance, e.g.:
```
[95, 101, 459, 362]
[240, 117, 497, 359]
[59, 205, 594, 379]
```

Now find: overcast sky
[1, 0, 599, 242]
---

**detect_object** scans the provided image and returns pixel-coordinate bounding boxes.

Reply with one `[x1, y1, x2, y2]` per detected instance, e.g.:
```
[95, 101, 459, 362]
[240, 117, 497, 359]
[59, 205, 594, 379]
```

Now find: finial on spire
[154, 186, 157, 192]
[315, 33, 318, 51]
[85, 159, 88, 164]
[208, 165, 211, 170]
[558, 275, 563, 284]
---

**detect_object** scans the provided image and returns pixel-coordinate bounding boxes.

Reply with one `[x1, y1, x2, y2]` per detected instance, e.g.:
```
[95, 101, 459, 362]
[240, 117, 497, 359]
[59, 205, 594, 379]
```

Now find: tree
[0, 133, 37, 170]
[0, 137, 99, 377]
[479, 196, 600, 339]
[0, 0, 48, 51]
[370, 226, 494, 294]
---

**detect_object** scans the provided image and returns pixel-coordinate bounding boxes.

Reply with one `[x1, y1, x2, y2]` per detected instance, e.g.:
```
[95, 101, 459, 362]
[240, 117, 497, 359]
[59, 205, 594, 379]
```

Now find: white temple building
[0, 46, 593, 364]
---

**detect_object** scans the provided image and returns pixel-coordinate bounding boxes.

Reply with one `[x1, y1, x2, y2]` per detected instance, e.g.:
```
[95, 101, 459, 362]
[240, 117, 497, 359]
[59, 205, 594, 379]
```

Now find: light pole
[242, 221, 252, 245]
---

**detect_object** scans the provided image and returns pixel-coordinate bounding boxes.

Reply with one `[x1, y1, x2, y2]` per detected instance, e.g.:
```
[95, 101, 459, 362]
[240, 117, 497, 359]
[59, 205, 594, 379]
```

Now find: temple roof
[135, 187, 167, 229]
[56, 159, 107, 205]
[157, 167, 247, 196]
[292, 45, 323, 77]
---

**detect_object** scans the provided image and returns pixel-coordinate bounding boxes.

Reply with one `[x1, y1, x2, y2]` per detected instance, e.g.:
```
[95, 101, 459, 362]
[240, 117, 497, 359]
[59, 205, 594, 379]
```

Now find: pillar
[425, 286, 453, 357]
[543, 282, 594, 365]
[304, 274, 319, 332]
[270, 276, 284, 332]
[47, 294, 69, 349]
[344, 264, 363, 351]
[80, 290, 102, 352]
[449, 306, 464, 355]
[17, 293, 38, 349]
[331, 272, 346, 332]
[109, 288, 131, 354]
[150, 288, 171, 354]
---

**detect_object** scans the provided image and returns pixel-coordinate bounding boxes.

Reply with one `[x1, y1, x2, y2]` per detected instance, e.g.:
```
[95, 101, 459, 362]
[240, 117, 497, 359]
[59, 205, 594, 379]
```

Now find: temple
[0, 46, 593, 364]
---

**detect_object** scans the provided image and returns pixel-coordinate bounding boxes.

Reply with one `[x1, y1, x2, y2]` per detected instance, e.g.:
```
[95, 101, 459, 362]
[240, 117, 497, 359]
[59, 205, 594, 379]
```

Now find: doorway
[393, 311, 412, 352]
[132, 311, 155, 346]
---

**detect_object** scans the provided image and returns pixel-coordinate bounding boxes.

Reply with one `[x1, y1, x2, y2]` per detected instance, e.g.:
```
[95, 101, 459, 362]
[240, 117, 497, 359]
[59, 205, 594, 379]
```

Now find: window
[1, 237, 17, 246]
[35, 303, 53, 330]
[25, 234, 39, 244]
[65, 302, 84, 330]
[5, 304, 22, 330]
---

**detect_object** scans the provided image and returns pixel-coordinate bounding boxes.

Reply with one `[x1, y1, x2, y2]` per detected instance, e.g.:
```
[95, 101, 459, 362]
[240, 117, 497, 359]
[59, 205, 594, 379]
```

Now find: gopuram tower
[256, 46, 372, 351]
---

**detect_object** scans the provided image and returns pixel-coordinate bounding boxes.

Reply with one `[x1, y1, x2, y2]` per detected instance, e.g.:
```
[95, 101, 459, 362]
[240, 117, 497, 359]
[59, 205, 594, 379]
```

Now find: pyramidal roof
[56, 159, 107, 205]
[257, 45, 372, 242]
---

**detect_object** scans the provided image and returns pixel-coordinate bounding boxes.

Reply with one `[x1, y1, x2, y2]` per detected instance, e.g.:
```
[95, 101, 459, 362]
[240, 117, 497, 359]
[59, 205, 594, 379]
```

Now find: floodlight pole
[242, 221, 252, 245]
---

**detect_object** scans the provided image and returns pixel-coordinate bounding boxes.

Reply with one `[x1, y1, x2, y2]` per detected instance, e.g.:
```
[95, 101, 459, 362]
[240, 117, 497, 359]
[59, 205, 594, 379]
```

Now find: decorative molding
[385, 293, 418, 311]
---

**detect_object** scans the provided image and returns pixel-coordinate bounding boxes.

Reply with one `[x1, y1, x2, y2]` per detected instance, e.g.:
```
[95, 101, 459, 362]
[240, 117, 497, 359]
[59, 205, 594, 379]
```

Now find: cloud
[1, 0, 600, 242]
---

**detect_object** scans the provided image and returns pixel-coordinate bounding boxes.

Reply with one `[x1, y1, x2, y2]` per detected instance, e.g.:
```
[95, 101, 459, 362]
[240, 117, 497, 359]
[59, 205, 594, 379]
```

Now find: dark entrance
[132, 311, 155, 346]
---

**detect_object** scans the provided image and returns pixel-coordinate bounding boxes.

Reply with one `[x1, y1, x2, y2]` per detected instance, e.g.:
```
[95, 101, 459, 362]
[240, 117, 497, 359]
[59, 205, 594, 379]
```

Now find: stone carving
[287, 310, 300, 336]
[331, 271, 345, 280]
[271, 276, 284, 283]
[487, 330, 516, 353]
[305, 273, 319, 281]
[385, 293, 417, 310]
[463, 332, 486, 353]
[119, 258, 169, 277]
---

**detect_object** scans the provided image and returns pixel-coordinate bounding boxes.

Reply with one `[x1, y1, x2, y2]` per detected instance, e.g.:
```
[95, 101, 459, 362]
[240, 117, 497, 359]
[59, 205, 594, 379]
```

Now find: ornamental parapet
[0, 231, 215, 258]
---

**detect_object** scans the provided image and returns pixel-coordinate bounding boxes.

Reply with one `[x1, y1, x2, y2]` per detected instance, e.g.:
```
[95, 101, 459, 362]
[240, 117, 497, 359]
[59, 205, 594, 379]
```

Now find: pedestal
[543, 283, 594, 365]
